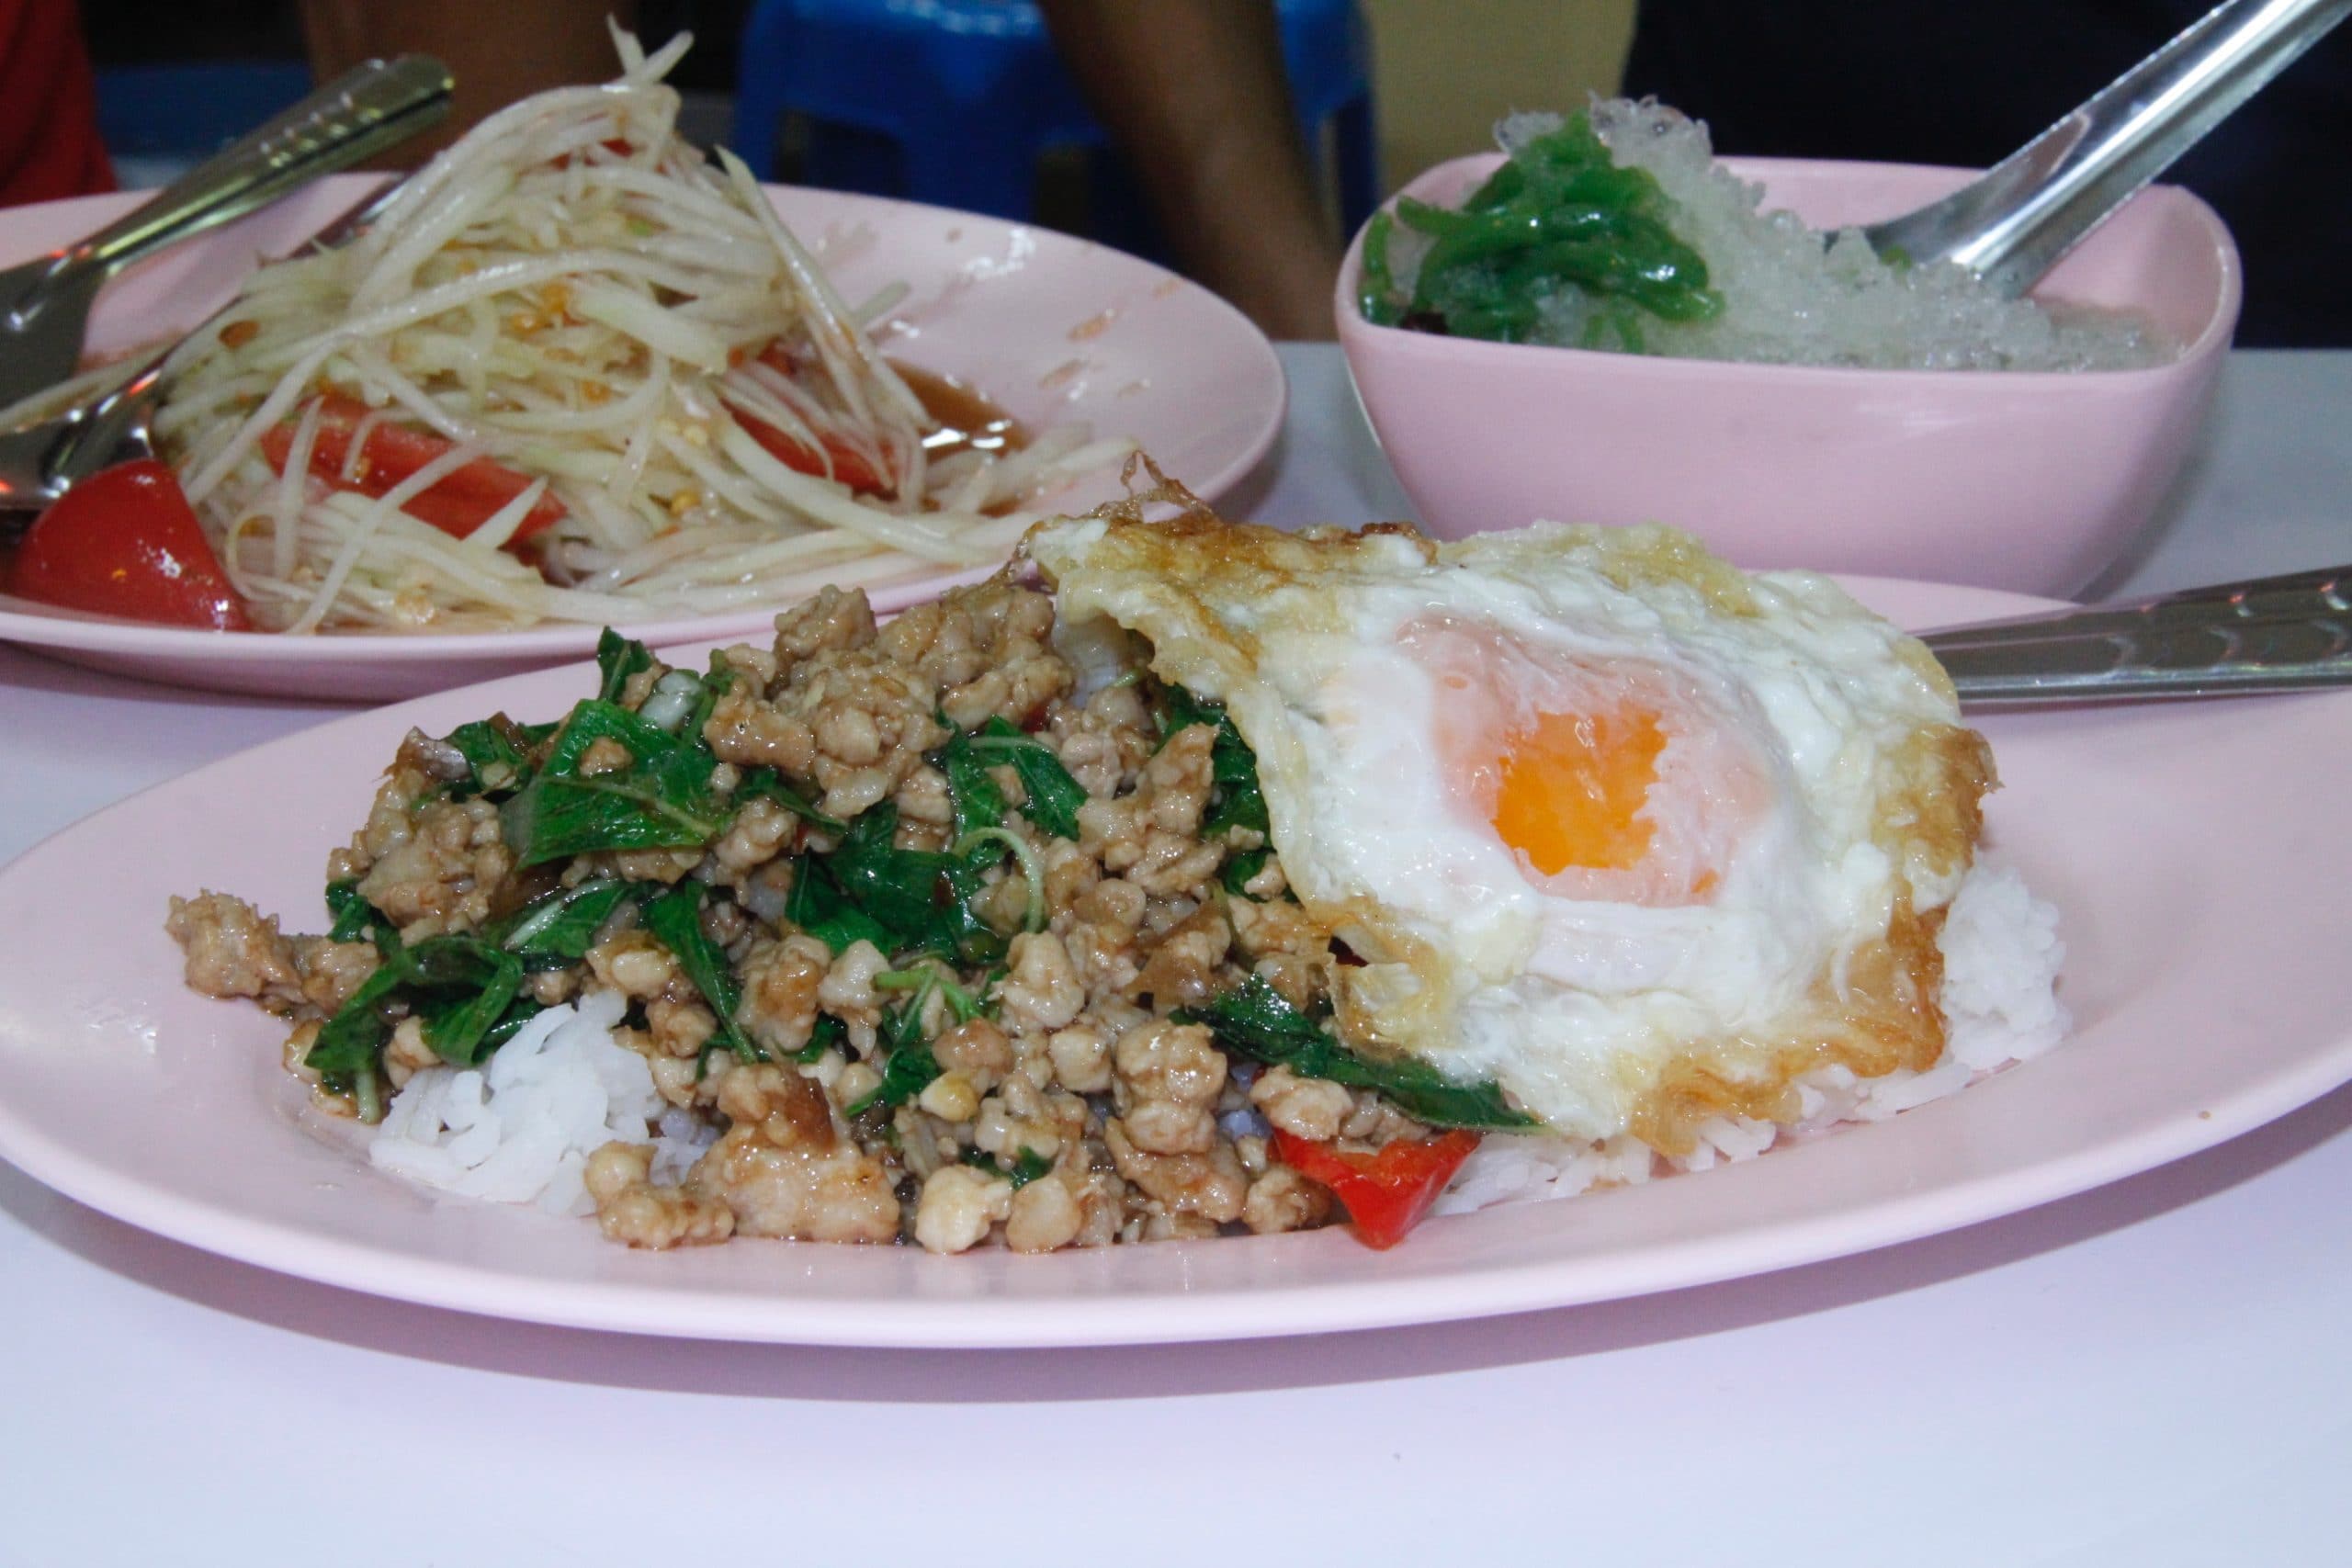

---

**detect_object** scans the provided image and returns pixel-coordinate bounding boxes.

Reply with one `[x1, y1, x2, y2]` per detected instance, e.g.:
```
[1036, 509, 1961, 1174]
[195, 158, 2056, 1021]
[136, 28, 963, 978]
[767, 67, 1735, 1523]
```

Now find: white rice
[1938, 863, 2070, 1070]
[368, 987, 713, 1214]
[1467, 103, 2170, 372]
[1435, 862, 2069, 1215]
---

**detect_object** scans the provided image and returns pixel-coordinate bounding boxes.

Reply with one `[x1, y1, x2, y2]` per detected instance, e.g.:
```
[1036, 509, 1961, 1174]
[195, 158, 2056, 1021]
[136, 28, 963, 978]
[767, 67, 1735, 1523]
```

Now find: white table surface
[3, 345, 2346, 1568]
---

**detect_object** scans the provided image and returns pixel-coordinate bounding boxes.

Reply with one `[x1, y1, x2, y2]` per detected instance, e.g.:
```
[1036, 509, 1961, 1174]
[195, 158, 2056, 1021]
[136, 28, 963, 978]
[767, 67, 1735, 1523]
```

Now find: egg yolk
[1490, 707, 1665, 876]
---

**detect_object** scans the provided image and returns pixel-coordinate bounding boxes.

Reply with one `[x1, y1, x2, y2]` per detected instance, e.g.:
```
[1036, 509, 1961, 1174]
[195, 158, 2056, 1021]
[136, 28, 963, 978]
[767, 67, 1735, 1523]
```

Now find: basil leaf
[824, 805, 999, 963]
[736, 766, 846, 834]
[822, 807, 940, 938]
[306, 931, 523, 1080]
[938, 729, 1008, 842]
[793, 1012, 845, 1065]
[305, 945, 409, 1092]
[680, 649, 738, 740]
[642, 884, 759, 1064]
[933, 968, 989, 1025]
[936, 717, 1085, 843]
[407, 938, 526, 1066]
[305, 929, 543, 1084]
[500, 699, 729, 867]
[1219, 847, 1272, 898]
[847, 1002, 939, 1117]
[596, 627, 655, 705]
[966, 717, 1085, 840]
[482, 877, 643, 968]
[478, 997, 548, 1055]
[785, 852, 894, 954]
[1160, 685, 1269, 838]
[324, 878, 379, 942]
[879, 981, 934, 1056]
[437, 715, 551, 801]
[846, 1042, 938, 1117]
[1177, 976, 1539, 1131]
[931, 855, 1004, 965]
[1159, 682, 1222, 742]
[1203, 739, 1269, 838]
[958, 1145, 1051, 1187]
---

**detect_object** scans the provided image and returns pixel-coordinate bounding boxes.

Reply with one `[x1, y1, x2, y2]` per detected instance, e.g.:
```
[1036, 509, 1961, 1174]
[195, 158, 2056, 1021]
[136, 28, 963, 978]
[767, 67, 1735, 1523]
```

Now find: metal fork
[1925, 564, 2352, 702]
[0, 54, 449, 411]
[0, 178, 404, 535]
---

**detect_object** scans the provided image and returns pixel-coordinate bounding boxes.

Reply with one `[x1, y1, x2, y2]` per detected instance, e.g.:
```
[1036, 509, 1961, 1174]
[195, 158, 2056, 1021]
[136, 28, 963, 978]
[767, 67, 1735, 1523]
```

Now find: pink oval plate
[0, 174, 1283, 701]
[1, 577, 2346, 1348]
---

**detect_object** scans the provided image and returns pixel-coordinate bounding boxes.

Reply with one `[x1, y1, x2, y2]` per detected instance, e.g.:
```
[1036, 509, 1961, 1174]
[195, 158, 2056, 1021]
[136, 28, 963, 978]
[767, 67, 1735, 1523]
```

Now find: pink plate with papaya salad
[0, 34, 1283, 699]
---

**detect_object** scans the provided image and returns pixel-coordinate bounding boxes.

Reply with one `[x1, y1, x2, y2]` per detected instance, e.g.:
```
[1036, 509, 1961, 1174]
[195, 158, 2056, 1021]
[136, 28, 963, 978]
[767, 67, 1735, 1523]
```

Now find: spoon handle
[66, 57, 451, 282]
[1923, 564, 2352, 703]
[0, 176, 406, 528]
[1864, 0, 2352, 297]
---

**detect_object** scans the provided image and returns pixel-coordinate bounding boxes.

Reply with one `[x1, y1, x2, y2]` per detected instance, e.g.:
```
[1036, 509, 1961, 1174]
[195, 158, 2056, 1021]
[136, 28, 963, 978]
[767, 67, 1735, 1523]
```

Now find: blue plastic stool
[731, 0, 1378, 236]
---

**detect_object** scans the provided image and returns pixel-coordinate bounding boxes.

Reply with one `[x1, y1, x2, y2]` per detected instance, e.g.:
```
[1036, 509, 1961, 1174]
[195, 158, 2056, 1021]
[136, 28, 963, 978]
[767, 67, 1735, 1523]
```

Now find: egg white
[1027, 513, 1986, 1145]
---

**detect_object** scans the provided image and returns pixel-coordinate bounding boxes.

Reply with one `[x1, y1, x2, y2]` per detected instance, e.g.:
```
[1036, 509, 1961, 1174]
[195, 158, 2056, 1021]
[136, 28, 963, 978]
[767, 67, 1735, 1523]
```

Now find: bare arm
[1037, 0, 1341, 340]
[299, 0, 639, 167]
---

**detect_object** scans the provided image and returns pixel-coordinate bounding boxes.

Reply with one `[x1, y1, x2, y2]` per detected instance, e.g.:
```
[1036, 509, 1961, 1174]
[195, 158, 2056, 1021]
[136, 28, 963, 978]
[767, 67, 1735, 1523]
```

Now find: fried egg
[1025, 507, 1992, 1152]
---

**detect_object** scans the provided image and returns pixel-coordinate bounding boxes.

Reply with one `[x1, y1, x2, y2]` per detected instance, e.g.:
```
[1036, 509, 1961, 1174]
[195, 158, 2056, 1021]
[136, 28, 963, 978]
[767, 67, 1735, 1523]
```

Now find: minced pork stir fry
[168, 574, 1534, 1253]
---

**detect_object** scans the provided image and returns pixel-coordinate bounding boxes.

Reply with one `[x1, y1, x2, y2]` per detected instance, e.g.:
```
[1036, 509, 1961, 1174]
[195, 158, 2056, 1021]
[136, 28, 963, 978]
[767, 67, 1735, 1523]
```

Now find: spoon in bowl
[1863, 0, 2350, 296]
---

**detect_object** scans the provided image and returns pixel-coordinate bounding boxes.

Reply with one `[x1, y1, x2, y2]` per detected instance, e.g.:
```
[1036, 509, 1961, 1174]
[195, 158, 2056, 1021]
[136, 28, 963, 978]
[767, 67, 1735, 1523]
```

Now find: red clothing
[0, 0, 114, 207]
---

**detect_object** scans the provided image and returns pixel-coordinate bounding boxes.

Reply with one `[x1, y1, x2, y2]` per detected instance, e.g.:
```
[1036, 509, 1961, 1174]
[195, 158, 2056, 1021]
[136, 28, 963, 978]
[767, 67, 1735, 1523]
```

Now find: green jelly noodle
[1359, 109, 1723, 350]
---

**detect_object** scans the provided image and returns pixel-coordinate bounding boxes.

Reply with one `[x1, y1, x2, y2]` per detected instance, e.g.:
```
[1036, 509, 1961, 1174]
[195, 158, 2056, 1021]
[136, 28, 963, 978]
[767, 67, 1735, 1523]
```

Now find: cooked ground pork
[170, 578, 1459, 1255]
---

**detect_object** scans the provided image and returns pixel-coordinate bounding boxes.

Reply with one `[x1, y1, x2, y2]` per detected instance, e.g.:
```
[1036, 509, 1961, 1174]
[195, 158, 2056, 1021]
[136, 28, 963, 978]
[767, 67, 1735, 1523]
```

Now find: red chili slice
[5, 458, 250, 629]
[260, 394, 565, 543]
[1272, 1127, 1480, 1250]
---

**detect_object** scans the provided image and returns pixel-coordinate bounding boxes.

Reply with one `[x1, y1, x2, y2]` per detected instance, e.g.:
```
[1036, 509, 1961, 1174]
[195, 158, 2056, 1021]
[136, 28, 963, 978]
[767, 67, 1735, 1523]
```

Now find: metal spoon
[0, 178, 404, 532]
[1863, 0, 2350, 296]
[1924, 563, 2352, 703]
[0, 54, 450, 411]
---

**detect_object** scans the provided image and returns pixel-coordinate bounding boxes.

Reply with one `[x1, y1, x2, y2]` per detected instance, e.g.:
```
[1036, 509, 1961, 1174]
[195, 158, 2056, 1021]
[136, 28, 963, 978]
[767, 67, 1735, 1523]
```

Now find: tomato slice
[6, 459, 250, 629]
[260, 394, 565, 543]
[548, 138, 637, 169]
[735, 344, 893, 495]
[1272, 1128, 1480, 1250]
[733, 410, 892, 495]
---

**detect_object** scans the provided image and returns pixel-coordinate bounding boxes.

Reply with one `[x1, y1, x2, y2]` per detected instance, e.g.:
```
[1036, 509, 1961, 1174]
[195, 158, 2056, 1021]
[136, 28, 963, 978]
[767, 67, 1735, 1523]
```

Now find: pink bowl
[1336, 154, 2241, 596]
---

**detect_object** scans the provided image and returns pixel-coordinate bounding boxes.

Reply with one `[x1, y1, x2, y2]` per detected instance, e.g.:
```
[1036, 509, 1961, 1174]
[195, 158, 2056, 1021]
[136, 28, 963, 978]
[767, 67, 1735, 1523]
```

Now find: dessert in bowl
[1337, 107, 2240, 597]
